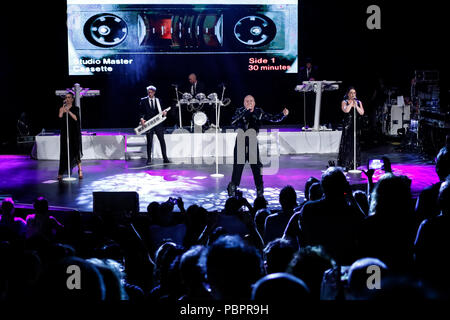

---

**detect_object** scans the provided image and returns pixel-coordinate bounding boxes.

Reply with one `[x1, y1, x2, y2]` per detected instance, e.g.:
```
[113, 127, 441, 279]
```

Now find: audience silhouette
[414, 176, 450, 297]
[358, 173, 416, 271]
[415, 146, 450, 225]
[264, 185, 297, 243]
[298, 167, 365, 264]
[1, 143, 450, 302]
[205, 235, 264, 300]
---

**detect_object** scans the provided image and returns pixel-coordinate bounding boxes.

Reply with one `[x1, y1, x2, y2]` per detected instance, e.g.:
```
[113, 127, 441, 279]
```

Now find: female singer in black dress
[57, 92, 83, 180]
[337, 87, 365, 171]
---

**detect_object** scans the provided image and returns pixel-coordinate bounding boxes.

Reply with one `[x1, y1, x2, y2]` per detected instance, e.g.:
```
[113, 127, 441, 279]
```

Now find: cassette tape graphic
[67, 0, 298, 74]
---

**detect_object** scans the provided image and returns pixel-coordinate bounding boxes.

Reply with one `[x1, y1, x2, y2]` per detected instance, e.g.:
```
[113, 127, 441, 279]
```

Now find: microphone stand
[210, 94, 224, 178]
[303, 90, 307, 130]
[174, 85, 183, 128]
[348, 99, 361, 175]
[63, 105, 77, 181]
[218, 85, 226, 128]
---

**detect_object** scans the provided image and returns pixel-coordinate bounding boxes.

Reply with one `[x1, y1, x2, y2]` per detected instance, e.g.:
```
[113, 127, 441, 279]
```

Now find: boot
[227, 182, 237, 197]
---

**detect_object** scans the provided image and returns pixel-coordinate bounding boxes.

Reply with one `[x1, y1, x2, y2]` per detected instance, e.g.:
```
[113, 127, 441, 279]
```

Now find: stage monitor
[93, 191, 139, 223]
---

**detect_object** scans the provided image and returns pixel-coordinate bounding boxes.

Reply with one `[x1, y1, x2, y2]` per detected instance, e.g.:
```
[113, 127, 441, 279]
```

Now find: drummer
[188, 73, 205, 96]
[184, 73, 217, 129]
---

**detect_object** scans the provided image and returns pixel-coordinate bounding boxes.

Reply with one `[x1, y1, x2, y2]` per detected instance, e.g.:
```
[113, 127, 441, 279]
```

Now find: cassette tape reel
[233, 14, 276, 47]
[84, 13, 128, 47]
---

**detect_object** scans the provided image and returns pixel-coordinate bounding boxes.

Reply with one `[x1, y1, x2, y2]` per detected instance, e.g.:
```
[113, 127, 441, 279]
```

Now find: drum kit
[174, 88, 230, 129]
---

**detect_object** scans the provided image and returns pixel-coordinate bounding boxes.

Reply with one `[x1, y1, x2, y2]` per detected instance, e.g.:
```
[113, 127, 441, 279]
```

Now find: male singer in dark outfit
[227, 95, 289, 197]
[139, 85, 170, 165]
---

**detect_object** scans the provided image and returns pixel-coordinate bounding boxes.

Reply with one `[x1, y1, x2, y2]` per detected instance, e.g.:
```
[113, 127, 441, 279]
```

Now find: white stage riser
[35, 131, 342, 160]
[36, 135, 126, 160]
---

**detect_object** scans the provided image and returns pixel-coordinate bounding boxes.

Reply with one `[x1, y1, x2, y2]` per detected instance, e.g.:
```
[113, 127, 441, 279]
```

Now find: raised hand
[176, 197, 184, 209]
[362, 168, 375, 180]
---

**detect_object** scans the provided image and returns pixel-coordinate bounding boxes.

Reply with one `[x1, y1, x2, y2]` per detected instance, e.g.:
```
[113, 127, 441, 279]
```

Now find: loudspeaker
[93, 191, 139, 223]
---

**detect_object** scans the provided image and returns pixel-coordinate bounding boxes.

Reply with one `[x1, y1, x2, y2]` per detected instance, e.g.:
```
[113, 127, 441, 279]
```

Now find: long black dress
[337, 100, 361, 170]
[58, 107, 82, 175]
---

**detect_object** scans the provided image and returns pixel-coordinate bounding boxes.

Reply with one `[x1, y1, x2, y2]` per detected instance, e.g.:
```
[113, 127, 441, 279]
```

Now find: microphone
[171, 84, 178, 87]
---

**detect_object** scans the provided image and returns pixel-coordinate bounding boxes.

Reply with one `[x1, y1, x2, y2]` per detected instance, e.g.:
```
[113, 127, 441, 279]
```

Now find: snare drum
[193, 111, 207, 126]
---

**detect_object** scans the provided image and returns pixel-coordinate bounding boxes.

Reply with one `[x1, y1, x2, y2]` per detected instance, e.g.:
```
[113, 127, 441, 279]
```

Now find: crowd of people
[1, 144, 450, 303]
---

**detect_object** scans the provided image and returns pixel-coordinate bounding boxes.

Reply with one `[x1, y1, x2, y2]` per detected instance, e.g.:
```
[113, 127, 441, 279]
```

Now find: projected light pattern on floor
[195, 187, 305, 211]
[76, 171, 305, 212]
[76, 172, 206, 211]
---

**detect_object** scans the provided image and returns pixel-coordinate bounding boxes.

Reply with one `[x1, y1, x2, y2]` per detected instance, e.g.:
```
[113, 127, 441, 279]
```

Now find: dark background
[1, 0, 448, 151]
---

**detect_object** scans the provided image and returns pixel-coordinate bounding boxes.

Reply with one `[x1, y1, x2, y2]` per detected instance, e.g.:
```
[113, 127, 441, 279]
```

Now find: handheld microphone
[171, 84, 178, 87]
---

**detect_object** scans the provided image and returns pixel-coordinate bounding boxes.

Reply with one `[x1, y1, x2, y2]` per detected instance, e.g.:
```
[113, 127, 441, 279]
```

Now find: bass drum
[193, 111, 208, 126]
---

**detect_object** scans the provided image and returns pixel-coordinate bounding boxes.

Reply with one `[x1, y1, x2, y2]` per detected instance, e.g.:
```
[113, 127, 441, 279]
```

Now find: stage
[0, 137, 438, 214]
[34, 127, 342, 160]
